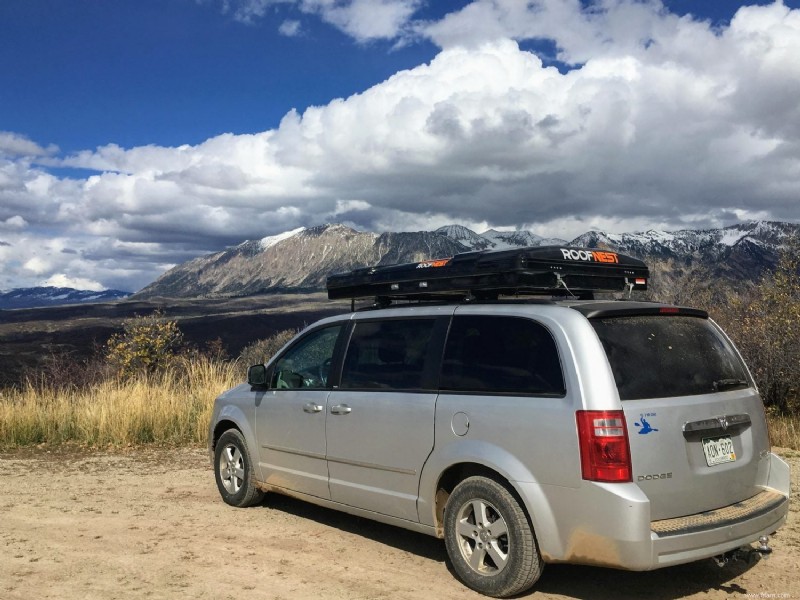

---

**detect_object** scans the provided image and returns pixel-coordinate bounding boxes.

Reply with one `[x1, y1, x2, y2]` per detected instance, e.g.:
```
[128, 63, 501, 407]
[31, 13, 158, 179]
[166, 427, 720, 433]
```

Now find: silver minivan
[208, 247, 790, 597]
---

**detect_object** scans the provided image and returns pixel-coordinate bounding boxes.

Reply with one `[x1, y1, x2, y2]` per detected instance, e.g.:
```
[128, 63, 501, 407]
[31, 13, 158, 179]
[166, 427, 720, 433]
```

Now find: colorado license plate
[702, 435, 736, 466]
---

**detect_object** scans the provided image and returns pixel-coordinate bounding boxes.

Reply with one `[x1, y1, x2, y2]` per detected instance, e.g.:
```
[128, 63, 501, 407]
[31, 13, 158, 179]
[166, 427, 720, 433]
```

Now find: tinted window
[591, 316, 749, 400]
[340, 319, 437, 390]
[272, 325, 342, 389]
[440, 315, 565, 396]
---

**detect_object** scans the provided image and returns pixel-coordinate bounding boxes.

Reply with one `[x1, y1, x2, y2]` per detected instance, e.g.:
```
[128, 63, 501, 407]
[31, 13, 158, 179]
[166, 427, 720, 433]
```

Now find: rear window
[590, 315, 749, 400]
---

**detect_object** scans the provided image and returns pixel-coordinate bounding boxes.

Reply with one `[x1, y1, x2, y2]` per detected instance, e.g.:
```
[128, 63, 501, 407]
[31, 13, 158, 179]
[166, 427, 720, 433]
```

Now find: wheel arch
[421, 443, 561, 561]
[209, 403, 260, 478]
[433, 462, 536, 537]
[211, 418, 241, 452]
[420, 440, 537, 527]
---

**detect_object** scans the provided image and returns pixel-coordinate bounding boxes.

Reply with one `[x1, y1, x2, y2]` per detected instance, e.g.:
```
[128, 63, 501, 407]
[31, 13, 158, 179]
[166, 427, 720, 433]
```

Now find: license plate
[702, 435, 736, 466]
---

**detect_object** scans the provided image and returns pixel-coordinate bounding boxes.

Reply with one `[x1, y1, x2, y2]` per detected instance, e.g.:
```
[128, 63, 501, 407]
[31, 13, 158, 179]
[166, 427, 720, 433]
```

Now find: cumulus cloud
[421, 0, 668, 59]
[0, 225, 172, 292]
[0, 132, 58, 158]
[2, 1, 799, 292]
[0, 216, 28, 229]
[42, 273, 105, 292]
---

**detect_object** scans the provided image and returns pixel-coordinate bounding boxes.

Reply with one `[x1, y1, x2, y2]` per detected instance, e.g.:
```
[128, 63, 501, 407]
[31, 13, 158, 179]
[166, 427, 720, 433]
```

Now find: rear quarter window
[440, 315, 565, 396]
[590, 315, 749, 400]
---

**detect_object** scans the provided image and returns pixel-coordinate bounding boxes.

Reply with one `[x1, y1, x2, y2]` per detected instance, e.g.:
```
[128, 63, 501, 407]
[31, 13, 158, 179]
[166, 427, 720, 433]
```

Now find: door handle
[330, 404, 352, 415]
[303, 402, 324, 414]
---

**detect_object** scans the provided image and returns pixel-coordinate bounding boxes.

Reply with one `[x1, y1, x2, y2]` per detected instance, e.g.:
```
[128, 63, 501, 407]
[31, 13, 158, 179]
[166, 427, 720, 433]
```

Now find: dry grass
[768, 413, 800, 451]
[2, 355, 799, 451]
[0, 356, 238, 449]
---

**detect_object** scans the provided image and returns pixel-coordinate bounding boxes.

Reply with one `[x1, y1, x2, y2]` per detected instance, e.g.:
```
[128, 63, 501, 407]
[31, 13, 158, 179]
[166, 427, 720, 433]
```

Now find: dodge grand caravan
[208, 246, 790, 597]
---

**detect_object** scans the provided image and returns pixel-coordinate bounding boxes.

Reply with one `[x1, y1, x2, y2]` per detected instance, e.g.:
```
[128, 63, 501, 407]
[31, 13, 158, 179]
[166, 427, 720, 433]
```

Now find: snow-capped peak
[481, 229, 559, 249]
[259, 227, 306, 251]
[435, 225, 494, 250]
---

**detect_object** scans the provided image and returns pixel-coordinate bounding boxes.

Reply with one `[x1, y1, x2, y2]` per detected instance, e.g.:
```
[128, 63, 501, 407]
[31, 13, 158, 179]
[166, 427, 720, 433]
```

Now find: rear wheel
[444, 476, 543, 597]
[214, 429, 264, 507]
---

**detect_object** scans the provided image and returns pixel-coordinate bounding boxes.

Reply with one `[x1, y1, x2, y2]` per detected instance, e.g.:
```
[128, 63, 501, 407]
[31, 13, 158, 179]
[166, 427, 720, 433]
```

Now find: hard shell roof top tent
[326, 246, 649, 307]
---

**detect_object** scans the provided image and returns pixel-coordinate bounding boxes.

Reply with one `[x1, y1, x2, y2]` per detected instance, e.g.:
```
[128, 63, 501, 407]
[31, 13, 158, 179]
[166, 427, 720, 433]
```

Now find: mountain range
[0, 287, 130, 310]
[133, 220, 799, 299]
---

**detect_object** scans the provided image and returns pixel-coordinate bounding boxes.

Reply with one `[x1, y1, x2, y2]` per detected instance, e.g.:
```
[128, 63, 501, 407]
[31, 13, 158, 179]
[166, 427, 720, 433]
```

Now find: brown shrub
[661, 242, 800, 415]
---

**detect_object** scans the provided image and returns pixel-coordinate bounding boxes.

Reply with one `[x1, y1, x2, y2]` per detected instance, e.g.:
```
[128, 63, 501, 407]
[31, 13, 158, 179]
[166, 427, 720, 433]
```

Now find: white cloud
[278, 18, 302, 35]
[0, 216, 27, 229]
[2, 2, 799, 292]
[41, 273, 105, 292]
[420, 0, 690, 61]
[299, 0, 421, 42]
[0, 131, 58, 158]
[23, 256, 51, 275]
[219, 0, 421, 40]
[222, 0, 282, 23]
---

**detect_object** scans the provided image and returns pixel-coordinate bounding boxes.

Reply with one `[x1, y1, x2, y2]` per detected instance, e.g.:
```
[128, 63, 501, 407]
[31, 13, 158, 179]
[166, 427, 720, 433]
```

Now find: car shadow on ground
[262, 492, 448, 561]
[259, 492, 759, 599]
[532, 560, 754, 600]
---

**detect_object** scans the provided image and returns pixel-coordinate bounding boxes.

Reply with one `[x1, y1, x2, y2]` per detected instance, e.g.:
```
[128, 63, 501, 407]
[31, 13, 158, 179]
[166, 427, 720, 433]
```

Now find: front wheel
[444, 476, 543, 597]
[214, 429, 264, 507]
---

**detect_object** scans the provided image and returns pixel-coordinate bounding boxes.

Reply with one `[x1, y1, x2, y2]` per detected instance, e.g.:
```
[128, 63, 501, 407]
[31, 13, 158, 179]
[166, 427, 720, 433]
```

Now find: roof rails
[326, 246, 649, 305]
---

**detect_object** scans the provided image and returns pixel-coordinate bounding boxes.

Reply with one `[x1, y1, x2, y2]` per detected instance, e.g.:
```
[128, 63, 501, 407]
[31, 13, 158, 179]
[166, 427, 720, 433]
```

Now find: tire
[214, 429, 265, 508]
[444, 476, 543, 598]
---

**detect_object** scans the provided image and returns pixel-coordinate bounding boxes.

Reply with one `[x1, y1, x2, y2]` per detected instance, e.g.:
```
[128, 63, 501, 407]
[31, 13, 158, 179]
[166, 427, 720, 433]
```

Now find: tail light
[576, 410, 632, 482]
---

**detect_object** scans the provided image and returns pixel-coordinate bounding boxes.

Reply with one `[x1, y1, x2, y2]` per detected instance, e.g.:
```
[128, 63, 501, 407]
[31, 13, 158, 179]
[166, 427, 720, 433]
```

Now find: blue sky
[2, 0, 448, 153]
[1, 0, 799, 292]
[1, 0, 781, 153]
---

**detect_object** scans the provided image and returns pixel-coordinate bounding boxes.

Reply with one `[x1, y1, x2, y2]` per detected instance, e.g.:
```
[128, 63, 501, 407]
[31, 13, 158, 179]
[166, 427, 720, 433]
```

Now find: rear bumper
[520, 453, 791, 570]
[650, 488, 788, 568]
[651, 488, 786, 537]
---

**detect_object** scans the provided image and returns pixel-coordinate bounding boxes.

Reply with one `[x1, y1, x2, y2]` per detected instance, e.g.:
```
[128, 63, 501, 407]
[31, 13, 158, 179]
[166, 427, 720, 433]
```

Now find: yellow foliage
[0, 355, 238, 448]
[0, 327, 309, 449]
[106, 310, 184, 378]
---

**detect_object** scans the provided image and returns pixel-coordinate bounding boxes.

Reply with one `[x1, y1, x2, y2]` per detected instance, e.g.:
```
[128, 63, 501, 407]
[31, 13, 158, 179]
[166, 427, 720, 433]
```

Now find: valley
[0, 293, 349, 387]
[2, 219, 797, 388]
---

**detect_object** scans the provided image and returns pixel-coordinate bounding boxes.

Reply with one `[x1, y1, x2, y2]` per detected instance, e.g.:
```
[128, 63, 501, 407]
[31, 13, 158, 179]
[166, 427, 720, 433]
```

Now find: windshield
[590, 315, 749, 400]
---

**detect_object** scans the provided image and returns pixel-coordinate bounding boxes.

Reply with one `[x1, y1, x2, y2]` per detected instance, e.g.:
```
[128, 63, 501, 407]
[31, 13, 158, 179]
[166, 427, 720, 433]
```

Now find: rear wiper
[713, 378, 748, 392]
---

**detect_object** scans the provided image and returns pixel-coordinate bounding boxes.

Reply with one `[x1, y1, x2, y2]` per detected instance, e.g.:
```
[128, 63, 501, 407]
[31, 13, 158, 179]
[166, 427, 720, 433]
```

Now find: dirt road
[1, 447, 798, 600]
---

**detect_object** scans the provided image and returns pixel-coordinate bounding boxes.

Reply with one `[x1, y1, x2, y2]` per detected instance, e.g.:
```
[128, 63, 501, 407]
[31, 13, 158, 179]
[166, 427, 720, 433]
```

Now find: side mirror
[247, 364, 268, 388]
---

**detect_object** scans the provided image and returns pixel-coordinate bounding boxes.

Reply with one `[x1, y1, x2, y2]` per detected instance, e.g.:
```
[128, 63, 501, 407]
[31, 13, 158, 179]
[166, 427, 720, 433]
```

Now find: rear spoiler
[326, 246, 649, 302]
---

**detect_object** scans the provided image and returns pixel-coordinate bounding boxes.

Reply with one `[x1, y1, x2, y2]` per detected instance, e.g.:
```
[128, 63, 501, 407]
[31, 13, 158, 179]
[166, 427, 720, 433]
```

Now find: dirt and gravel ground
[1, 447, 798, 600]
